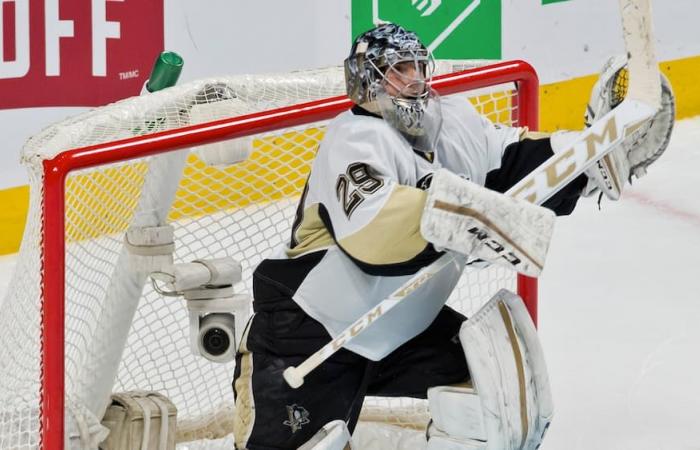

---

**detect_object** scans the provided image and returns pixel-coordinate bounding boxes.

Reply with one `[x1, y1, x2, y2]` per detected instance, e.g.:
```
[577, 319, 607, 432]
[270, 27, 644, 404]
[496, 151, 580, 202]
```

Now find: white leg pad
[460, 289, 553, 450]
[298, 420, 352, 450]
[427, 385, 486, 441]
[426, 434, 487, 450]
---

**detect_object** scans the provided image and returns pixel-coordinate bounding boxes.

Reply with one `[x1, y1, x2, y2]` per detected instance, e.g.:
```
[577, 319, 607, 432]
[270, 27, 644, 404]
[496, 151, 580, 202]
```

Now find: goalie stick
[506, 0, 661, 206]
[283, 0, 663, 389]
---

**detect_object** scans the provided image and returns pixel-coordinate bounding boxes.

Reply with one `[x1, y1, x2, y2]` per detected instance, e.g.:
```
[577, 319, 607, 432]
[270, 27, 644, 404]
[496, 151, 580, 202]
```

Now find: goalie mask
[344, 23, 442, 153]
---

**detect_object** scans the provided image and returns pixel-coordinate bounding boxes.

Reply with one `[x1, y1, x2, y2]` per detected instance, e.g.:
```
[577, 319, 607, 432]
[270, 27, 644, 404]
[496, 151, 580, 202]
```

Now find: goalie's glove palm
[584, 55, 675, 200]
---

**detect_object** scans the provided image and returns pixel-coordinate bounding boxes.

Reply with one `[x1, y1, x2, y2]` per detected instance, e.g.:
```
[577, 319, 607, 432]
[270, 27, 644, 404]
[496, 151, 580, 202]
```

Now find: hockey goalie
[232, 23, 674, 450]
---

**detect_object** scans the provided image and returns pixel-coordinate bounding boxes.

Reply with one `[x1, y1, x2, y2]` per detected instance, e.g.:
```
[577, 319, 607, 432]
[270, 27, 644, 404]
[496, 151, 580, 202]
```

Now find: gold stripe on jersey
[287, 203, 334, 258]
[520, 128, 551, 141]
[233, 342, 255, 448]
[338, 186, 429, 265]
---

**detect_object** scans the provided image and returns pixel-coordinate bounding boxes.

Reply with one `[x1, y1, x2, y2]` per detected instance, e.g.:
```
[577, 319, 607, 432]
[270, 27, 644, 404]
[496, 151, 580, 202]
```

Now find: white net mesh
[0, 61, 534, 449]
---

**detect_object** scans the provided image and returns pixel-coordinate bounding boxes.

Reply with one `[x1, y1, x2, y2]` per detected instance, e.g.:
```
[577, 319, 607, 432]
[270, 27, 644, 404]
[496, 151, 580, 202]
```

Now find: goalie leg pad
[426, 385, 488, 449]
[298, 420, 352, 450]
[420, 169, 555, 277]
[427, 385, 486, 442]
[426, 435, 487, 450]
[459, 289, 553, 450]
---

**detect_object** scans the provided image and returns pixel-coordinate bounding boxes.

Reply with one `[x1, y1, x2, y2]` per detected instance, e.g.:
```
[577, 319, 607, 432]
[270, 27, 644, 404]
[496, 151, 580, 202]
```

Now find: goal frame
[39, 60, 539, 449]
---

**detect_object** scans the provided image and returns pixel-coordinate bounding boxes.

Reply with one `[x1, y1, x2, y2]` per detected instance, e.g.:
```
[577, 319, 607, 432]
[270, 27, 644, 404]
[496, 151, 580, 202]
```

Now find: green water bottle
[145, 51, 184, 93]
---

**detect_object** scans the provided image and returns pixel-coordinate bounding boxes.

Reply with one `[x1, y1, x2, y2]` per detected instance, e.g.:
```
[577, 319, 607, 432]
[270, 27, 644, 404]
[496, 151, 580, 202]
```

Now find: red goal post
[37, 60, 539, 449]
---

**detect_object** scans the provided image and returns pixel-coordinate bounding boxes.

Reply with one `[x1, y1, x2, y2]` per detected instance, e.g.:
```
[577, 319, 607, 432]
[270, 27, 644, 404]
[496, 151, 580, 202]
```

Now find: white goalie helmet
[344, 23, 442, 153]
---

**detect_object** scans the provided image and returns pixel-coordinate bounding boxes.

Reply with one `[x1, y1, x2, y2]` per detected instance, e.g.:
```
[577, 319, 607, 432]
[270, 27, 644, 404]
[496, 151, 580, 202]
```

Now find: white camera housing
[187, 293, 250, 363]
[148, 257, 251, 363]
[198, 314, 236, 361]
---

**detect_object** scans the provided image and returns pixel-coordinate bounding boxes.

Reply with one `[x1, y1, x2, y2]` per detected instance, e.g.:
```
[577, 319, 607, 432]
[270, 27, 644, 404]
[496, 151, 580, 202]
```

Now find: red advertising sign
[0, 0, 164, 109]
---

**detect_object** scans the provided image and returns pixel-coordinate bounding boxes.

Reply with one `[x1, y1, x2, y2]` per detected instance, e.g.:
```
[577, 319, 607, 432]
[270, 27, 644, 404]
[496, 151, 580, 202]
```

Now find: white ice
[0, 117, 698, 449]
[539, 116, 700, 450]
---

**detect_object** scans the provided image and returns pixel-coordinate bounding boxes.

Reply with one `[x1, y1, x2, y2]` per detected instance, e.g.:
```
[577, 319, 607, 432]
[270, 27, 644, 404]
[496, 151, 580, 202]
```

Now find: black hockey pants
[231, 260, 470, 450]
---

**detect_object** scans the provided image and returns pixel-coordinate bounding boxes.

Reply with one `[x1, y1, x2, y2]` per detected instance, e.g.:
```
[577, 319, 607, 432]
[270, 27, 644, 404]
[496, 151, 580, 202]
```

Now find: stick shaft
[289, 254, 458, 382]
[506, 99, 656, 205]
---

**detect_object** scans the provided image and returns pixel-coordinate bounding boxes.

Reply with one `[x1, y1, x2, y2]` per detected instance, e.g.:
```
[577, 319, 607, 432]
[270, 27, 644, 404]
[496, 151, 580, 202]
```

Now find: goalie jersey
[255, 95, 585, 360]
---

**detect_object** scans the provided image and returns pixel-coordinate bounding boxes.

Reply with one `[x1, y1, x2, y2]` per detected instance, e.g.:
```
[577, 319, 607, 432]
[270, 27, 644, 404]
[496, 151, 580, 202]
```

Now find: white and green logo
[352, 0, 501, 59]
[352, 0, 574, 59]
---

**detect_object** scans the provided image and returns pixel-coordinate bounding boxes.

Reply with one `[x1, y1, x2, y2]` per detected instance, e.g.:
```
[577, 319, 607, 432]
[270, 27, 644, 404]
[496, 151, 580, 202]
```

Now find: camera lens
[202, 328, 230, 356]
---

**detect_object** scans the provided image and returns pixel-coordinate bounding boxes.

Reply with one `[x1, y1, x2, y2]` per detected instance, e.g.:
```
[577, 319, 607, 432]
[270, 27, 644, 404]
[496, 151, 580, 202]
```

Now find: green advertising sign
[352, 0, 501, 59]
[352, 1, 575, 59]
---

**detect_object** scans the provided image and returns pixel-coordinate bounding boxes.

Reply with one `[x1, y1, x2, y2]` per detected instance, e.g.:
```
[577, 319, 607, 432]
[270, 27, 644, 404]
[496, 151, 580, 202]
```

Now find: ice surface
[540, 117, 700, 449]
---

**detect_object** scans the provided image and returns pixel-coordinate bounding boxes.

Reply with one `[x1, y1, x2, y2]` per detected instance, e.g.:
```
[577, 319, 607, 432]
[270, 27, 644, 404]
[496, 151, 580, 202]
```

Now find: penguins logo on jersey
[283, 404, 310, 433]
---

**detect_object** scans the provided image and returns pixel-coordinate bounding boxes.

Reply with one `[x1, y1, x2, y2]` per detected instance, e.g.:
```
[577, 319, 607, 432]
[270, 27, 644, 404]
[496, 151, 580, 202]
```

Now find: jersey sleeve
[478, 107, 523, 172]
[309, 117, 441, 276]
[438, 96, 522, 184]
[484, 136, 588, 215]
[441, 96, 586, 215]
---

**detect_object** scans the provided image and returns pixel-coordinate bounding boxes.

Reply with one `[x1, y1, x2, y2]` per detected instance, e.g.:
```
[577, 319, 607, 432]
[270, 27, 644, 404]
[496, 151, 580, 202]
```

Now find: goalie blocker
[420, 169, 555, 278]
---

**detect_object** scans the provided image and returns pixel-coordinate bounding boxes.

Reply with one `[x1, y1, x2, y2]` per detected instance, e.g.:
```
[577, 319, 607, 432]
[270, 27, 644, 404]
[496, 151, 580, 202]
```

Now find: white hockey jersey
[264, 95, 522, 360]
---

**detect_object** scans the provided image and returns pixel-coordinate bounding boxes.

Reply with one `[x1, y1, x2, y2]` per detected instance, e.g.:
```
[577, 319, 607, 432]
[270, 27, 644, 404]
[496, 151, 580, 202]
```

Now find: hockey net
[0, 60, 538, 449]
